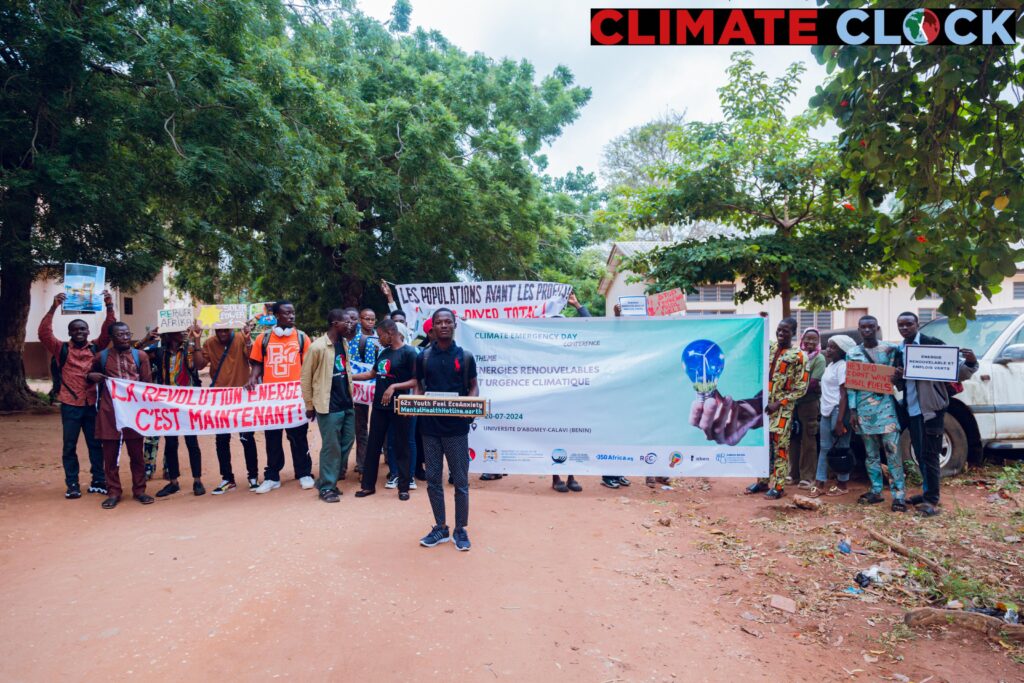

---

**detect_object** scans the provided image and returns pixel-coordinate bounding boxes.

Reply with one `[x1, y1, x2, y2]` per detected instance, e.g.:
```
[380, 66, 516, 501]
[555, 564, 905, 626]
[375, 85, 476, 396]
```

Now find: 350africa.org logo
[903, 8, 940, 45]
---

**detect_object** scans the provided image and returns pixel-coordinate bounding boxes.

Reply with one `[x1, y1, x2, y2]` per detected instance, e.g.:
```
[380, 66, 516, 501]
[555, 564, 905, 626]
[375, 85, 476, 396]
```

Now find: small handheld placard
[394, 395, 490, 418]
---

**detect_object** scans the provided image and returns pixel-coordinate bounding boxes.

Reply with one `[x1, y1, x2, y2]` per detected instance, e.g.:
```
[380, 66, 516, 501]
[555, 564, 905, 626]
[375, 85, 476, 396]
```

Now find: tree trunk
[0, 187, 41, 411]
[779, 270, 792, 319]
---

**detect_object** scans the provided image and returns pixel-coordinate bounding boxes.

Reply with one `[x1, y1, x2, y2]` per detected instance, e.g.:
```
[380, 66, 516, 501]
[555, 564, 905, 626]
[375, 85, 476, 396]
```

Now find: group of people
[41, 288, 480, 551]
[720, 313, 978, 517]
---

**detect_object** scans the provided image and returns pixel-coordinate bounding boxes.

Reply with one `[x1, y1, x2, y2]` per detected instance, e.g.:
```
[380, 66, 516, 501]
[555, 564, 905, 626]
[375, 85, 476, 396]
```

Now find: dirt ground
[1, 409, 1023, 682]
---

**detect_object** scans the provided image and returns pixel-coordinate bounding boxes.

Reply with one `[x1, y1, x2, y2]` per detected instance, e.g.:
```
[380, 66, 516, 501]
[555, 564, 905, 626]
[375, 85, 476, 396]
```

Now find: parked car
[819, 310, 1024, 477]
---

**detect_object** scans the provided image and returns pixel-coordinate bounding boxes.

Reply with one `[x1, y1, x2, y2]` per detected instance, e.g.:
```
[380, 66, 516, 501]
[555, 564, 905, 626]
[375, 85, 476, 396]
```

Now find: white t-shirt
[820, 359, 847, 417]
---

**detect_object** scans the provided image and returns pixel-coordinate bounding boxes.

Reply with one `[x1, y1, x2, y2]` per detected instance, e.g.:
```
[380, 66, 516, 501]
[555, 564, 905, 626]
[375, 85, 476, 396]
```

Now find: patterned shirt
[348, 331, 380, 365]
[846, 342, 900, 435]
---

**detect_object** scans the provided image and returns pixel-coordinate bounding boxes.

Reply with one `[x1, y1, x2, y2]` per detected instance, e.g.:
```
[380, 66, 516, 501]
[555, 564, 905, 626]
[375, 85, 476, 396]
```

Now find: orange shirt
[250, 329, 310, 384]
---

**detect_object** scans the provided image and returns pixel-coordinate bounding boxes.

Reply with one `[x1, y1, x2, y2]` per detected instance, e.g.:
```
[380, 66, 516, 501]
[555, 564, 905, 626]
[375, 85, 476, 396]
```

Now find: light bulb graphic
[682, 339, 725, 399]
[669, 451, 682, 468]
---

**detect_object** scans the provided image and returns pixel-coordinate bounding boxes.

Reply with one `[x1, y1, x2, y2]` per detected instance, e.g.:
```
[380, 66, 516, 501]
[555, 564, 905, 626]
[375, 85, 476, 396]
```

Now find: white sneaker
[299, 476, 316, 490]
[385, 476, 398, 489]
[253, 479, 281, 494]
[408, 480, 417, 490]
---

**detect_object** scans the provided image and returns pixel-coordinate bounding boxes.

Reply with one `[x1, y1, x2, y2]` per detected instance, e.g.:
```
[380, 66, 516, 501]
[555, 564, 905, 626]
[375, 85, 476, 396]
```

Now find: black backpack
[50, 342, 98, 400]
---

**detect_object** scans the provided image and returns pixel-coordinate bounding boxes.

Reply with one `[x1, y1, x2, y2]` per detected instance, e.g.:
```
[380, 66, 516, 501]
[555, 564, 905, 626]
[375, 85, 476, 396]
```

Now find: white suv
[899, 308, 1024, 475]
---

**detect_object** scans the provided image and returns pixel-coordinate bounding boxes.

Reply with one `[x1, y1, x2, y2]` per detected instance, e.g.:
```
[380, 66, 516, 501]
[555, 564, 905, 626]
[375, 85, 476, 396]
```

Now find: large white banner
[108, 378, 307, 436]
[395, 281, 571, 336]
[458, 316, 769, 478]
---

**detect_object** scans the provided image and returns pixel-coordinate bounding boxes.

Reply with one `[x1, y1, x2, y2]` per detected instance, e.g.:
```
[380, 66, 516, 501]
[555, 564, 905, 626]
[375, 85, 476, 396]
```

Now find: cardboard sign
[157, 307, 194, 333]
[845, 361, 895, 395]
[197, 304, 249, 330]
[647, 288, 686, 316]
[904, 344, 960, 382]
[394, 395, 490, 418]
[618, 295, 649, 317]
[62, 263, 106, 314]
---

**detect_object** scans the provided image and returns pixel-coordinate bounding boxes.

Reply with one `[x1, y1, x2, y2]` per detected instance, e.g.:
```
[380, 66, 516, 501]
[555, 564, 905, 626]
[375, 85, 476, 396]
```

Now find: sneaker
[248, 477, 259, 490]
[453, 527, 471, 552]
[858, 491, 884, 505]
[299, 476, 315, 490]
[480, 473, 502, 481]
[253, 479, 281, 494]
[156, 482, 180, 497]
[616, 477, 631, 487]
[408, 480, 417, 490]
[212, 480, 236, 495]
[420, 525, 451, 547]
[385, 476, 399, 489]
[601, 477, 620, 489]
[87, 482, 108, 495]
[65, 483, 82, 499]
[319, 488, 341, 503]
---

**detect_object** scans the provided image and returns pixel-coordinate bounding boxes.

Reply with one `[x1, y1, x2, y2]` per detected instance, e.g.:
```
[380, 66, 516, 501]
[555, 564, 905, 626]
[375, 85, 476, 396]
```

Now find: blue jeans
[61, 403, 104, 485]
[816, 410, 851, 483]
[387, 416, 417, 480]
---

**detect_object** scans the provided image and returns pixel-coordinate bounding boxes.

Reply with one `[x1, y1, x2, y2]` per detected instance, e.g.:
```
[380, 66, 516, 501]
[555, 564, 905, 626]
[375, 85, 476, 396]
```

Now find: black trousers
[909, 410, 945, 505]
[424, 434, 470, 529]
[360, 409, 411, 493]
[354, 403, 370, 471]
[164, 435, 202, 479]
[216, 431, 259, 482]
[264, 423, 311, 481]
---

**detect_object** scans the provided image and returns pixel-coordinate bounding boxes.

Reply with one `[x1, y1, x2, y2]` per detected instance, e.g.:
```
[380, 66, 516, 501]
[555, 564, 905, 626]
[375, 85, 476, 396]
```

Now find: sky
[357, 0, 832, 182]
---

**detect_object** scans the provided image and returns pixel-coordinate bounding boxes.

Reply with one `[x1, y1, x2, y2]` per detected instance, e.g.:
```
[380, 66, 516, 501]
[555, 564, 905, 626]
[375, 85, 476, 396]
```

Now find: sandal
[805, 487, 822, 498]
[825, 486, 847, 497]
[797, 480, 813, 490]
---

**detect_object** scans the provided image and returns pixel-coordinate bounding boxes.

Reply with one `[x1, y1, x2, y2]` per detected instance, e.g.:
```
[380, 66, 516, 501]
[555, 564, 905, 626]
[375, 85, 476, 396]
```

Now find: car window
[1004, 324, 1024, 348]
[919, 314, 1019, 356]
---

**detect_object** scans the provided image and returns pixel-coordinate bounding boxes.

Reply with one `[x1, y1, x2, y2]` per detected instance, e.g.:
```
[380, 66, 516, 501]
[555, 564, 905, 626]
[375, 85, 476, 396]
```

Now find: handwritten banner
[394, 281, 571, 336]
[647, 288, 686, 316]
[197, 304, 249, 330]
[845, 361, 895, 395]
[157, 308, 195, 333]
[107, 378, 308, 436]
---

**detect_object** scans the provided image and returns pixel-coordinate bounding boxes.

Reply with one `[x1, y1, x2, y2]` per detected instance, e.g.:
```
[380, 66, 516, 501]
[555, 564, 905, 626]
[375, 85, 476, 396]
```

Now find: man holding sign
[194, 323, 260, 494]
[846, 315, 906, 511]
[893, 312, 978, 517]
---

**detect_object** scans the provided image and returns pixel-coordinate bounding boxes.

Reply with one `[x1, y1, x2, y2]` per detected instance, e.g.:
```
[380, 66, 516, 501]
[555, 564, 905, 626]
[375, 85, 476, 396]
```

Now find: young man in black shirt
[415, 308, 479, 551]
[301, 309, 358, 503]
[352, 318, 418, 500]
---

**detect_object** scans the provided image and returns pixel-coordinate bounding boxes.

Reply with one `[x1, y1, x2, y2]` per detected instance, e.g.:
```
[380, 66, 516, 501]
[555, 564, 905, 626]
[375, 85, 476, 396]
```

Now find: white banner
[458, 316, 769, 478]
[394, 281, 571, 336]
[352, 360, 374, 406]
[107, 378, 307, 436]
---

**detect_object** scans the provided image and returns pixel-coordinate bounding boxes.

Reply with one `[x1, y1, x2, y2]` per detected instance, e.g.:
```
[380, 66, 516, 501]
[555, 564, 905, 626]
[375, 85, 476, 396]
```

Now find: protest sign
[618, 295, 648, 316]
[395, 395, 490, 418]
[647, 288, 686, 316]
[157, 308, 194, 333]
[457, 316, 768, 477]
[248, 302, 276, 327]
[197, 304, 249, 330]
[62, 263, 105, 314]
[108, 378, 307, 437]
[394, 281, 571, 336]
[904, 344, 961, 382]
[350, 360, 375, 406]
[846, 361, 895, 394]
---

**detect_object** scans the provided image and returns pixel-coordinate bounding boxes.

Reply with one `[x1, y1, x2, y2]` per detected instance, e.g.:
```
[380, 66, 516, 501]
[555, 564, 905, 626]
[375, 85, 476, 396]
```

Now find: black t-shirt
[415, 342, 478, 437]
[329, 341, 352, 412]
[373, 345, 418, 411]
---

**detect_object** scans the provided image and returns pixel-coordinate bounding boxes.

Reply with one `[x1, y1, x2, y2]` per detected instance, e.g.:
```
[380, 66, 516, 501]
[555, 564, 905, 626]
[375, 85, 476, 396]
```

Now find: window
[686, 284, 736, 302]
[124, 297, 133, 315]
[916, 292, 942, 300]
[918, 308, 937, 324]
[795, 310, 833, 332]
[688, 310, 736, 316]
[1014, 282, 1024, 300]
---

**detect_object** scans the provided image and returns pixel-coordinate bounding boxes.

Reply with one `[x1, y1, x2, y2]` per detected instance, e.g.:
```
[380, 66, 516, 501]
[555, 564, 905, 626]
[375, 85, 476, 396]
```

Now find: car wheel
[898, 413, 969, 479]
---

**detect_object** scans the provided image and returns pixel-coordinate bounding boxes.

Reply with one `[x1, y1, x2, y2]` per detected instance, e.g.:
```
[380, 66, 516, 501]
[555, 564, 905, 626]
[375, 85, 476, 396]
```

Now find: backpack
[260, 330, 307, 364]
[357, 334, 377, 363]
[50, 341, 98, 400]
[420, 345, 474, 395]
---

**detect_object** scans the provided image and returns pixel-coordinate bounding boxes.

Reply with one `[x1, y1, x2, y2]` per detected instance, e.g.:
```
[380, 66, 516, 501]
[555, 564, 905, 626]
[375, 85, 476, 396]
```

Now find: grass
[994, 463, 1024, 494]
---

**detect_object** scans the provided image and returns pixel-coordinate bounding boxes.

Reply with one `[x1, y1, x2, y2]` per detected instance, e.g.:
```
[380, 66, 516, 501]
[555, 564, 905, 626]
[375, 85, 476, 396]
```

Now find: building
[23, 266, 189, 378]
[599, 241, 1024, 333]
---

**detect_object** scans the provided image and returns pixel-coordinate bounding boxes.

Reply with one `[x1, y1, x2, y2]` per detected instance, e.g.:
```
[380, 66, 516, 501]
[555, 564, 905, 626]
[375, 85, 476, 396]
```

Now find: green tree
[811, 0, 1024, 329]
[617, 52, 883, 317]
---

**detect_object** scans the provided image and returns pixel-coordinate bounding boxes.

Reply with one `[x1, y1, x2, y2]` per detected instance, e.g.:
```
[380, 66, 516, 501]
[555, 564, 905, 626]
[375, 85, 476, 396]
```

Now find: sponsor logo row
[470, 447, 748, 466]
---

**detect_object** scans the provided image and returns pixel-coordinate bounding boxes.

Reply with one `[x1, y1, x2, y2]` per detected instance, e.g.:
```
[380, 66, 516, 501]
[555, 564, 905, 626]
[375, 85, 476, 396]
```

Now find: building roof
[598, 241, 675, 296]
